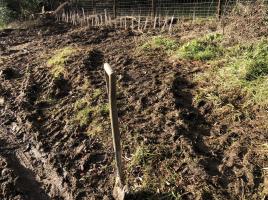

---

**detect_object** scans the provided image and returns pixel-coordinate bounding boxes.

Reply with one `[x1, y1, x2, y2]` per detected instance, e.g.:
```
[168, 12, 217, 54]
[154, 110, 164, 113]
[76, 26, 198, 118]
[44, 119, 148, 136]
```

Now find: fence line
[58, 8, 185, 34]
[76, 0, 267, 19]
[56, 0, 268, 32]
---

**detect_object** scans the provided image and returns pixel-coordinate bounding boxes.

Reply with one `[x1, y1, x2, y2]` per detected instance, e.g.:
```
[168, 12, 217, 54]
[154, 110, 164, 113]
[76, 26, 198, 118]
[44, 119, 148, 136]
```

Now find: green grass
[74, 103, 109, 127]
[138, 34, 223, 61]
[73, 90, 109, 134]
[75, 106, 93, 126]
[138, 36, 178, 54]
[137, 33, 268, 111]
[74, 98, 88, 111]
[244, 41, 268, 80]
[130, 145, 155, 167]
[92, 88, 102, 99]
[176, 34, 223, 61]
[47, 47, 76, 78]
[125, 143, 187, 198]
[194, 39, 268, 112]
[0, 6, 15, 30]
[0, 23, 7, 30]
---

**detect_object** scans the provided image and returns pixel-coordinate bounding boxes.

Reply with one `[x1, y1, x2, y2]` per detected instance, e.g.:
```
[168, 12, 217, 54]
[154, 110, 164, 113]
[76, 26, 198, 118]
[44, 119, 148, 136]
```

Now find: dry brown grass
[222, 1, 268, 44]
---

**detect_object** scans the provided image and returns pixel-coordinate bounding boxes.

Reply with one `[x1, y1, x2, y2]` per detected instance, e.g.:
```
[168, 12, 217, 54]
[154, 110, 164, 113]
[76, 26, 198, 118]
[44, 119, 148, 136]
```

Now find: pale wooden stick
[138, 14, 141, 30]
[153, 16, 157, 29]
[96, 15, 99, 26]
[115, 17, 117, 28]
[193, 7, 196, 22]
[71, 13, 74, 25]
[144, 17, 148, 30]
[104, 9, 108, 25]
[68, 12, 70, 23]
[169, 16, 174, 33]
[131, 17, 134, 31]
[100, 15, 103, 26]
[162, 15, 168, 31]
[108, 15, 112, 26]
[82, 8, 85, 25]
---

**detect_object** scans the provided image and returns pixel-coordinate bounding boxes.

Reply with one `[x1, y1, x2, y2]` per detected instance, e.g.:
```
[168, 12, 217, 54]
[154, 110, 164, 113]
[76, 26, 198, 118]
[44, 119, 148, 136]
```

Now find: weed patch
[47, 47, 76, 79]
[177, 34, 223, 61]
[75, 106, 93, 126]
[73, 89, 109, 136]
[130, 145, 153, 167]
[138, 36, 178, 54]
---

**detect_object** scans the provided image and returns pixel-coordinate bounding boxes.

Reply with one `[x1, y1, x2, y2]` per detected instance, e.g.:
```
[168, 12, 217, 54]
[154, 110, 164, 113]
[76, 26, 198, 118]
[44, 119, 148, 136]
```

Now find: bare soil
[0, 21, 267, 200]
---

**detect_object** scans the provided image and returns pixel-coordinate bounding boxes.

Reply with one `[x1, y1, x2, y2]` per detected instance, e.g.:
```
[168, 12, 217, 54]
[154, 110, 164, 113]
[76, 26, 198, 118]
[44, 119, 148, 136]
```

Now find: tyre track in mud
[0, 51, 75, 199]
[1, 26, 116, 199]
[0, 137, 50, 200]
[0, 96, 74, 199]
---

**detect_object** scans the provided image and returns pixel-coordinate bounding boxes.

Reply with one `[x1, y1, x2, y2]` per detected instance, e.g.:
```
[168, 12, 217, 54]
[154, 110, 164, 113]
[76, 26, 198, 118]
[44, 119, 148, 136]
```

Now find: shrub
[20, 0, 43, 16]
[5, 0, 61, 18]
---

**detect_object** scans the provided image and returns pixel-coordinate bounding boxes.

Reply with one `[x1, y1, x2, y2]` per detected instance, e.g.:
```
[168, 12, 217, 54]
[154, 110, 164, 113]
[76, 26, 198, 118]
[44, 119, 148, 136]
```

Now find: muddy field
[0, 20, 267, 200]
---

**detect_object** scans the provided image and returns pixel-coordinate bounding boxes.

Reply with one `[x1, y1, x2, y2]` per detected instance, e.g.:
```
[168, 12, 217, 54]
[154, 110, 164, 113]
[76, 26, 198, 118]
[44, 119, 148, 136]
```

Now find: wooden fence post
[104, 63, 127, 200]
[217, 0, 222, 19]
[152, 0, 156, 18]
[104, 63, 124, 186]
[92, 0, 96, 14]
[113, 0, 118, 19]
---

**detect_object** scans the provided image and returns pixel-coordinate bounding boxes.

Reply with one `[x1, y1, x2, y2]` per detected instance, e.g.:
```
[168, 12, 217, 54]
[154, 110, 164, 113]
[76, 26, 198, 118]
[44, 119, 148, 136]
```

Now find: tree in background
[7, 0, 62, 16]
[0, 0, 63, 27]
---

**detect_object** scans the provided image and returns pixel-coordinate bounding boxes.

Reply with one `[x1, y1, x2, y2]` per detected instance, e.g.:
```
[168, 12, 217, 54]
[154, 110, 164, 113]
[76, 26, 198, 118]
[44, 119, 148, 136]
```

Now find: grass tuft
[138, 36, 178, 54]
[47, 47, 76, 78]
[130, 145, 152, 167]
[73, 89, 109, 132]
[75, 106, 93, 126]
[176, 34, 223, 61]
[244, 41, 268, 81]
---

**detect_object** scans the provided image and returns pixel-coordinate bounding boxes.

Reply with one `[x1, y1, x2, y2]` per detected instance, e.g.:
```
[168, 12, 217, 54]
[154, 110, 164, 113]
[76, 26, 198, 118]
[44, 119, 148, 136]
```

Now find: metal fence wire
[76, 0, 267, 18]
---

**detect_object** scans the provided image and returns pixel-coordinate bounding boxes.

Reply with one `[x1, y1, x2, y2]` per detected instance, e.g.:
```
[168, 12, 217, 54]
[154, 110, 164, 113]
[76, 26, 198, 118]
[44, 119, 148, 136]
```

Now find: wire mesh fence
[76, 0, 267, 18]
[0, 0, 5, 6]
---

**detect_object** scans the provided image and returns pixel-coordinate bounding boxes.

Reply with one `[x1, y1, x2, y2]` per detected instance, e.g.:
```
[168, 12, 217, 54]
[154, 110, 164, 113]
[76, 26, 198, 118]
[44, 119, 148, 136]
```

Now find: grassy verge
[194, 39, 268, 114]
[137, 33, 268, 114]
